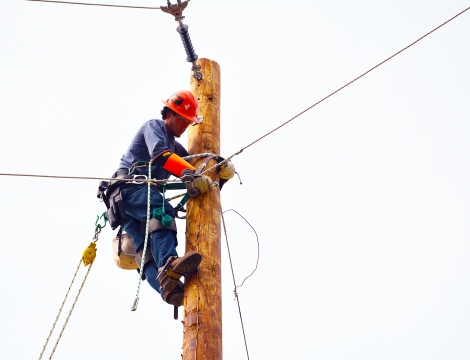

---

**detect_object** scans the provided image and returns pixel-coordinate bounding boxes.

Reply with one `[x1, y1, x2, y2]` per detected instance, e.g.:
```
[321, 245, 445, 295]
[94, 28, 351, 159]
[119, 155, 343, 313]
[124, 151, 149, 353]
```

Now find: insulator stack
[177, 25, 198, 63]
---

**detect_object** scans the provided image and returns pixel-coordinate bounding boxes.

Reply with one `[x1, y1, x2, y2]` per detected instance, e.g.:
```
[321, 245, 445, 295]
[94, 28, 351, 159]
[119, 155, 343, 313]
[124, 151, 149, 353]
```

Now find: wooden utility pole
[183, 58, 222, 360]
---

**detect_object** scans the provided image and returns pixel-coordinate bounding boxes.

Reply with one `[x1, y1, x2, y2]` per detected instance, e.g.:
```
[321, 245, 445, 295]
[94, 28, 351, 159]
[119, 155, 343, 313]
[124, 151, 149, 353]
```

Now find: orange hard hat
[162, 90, 201, 124]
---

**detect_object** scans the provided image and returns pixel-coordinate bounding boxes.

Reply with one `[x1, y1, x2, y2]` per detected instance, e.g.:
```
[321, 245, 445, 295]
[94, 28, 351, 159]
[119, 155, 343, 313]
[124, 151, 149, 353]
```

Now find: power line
[0, 172, 179, 185]
[201, 5, 470, 175]
[26, 0, 161, 10]
[3, 6, 470, 183]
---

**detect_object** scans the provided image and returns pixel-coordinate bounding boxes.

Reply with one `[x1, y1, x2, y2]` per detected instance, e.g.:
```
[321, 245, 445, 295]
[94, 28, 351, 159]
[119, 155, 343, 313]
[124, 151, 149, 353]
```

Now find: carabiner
[174, 205, 187, 219]
[95, 213, 107, 229]
[174, 193, 190, 219]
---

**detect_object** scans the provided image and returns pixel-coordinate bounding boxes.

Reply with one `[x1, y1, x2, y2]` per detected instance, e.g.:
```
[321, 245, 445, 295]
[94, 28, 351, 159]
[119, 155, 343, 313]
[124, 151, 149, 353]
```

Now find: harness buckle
[129, 175, 148, 184]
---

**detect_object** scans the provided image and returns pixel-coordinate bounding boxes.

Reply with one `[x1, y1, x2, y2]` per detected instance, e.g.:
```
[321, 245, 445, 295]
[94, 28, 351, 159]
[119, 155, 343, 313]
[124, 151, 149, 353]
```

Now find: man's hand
[193, 175, 213, 194]
[219, 160, 235, 180]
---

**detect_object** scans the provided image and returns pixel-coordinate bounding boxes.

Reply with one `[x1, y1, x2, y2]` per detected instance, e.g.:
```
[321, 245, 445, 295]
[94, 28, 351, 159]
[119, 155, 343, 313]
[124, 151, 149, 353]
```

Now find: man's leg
[142, 260, 164, 296]
[121, 185, 200, 304]
[121, 185, 172, 253]
[150, 229, 178, 269]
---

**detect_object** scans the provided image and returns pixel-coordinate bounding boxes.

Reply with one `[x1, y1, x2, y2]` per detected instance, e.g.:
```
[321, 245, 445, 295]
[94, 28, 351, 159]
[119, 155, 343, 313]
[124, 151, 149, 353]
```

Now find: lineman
[108, 90, 234, 307]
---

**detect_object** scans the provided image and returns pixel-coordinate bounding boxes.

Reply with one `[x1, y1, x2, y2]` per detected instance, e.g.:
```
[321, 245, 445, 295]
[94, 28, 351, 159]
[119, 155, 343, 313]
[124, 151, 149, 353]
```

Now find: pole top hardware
[160, 0, 188, 24]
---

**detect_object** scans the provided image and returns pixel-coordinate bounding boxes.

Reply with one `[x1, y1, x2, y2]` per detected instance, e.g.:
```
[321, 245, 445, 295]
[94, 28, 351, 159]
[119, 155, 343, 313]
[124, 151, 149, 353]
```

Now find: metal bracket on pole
[161, 0, 203, 81]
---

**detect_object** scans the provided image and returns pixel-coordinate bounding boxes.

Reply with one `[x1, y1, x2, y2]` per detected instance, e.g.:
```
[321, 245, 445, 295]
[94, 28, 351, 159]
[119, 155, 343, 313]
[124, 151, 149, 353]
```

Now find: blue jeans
[121, 185, 178, 297]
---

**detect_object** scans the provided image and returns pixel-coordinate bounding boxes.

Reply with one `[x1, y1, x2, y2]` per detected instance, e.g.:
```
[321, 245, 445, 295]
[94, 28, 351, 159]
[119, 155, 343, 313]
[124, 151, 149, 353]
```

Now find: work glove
[193, 175, 214, 194]
[219, 160, 235, 180]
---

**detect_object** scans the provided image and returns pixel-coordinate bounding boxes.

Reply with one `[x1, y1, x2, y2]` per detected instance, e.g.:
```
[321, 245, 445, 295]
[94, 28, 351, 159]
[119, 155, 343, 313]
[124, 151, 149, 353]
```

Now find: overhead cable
[4, 6, 470, 183]
[0, 172, 178, 184]
[26, 0, 161, 10]
[200, 5, 470, 176]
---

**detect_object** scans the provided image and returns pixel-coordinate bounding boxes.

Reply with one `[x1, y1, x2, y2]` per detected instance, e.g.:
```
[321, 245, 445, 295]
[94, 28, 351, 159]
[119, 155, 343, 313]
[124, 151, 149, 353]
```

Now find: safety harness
[97, 154, 226, 230]
[98, 154, 224, 269]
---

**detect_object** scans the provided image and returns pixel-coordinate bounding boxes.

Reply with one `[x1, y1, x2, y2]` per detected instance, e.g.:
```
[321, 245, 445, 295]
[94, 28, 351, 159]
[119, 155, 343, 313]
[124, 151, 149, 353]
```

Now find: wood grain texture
[182, 58, 222, 360]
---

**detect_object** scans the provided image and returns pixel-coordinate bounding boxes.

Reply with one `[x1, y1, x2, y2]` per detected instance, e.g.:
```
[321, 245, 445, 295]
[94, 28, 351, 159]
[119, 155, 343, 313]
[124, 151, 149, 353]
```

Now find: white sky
[1, 1, 469, 359]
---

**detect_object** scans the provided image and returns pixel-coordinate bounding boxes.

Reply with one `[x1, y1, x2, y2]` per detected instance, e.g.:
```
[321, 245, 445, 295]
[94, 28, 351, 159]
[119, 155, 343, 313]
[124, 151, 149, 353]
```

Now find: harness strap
[157, 255, 178, 280]
[117, 227, 123, 256]
[140, 218, 177, 235]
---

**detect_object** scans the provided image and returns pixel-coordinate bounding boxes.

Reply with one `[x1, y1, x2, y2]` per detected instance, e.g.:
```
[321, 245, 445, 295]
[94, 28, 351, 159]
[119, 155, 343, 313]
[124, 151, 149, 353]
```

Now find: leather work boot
[163, 282, 184, 307]
[157, 252, 202, 292]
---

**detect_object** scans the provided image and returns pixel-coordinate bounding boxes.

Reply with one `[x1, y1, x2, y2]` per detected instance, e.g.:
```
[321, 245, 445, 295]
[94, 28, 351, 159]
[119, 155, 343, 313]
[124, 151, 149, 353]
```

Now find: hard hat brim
[162, 99, 201, 124]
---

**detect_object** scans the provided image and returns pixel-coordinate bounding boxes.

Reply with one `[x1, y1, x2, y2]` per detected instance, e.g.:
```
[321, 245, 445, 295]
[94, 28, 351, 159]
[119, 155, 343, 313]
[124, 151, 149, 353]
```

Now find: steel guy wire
[220, 208, 260, 360]
[222, 209, 259, 290]
[199, 5, 470, 177]
[0, 152, 217, 183]
[193, 208, 259, 360]
[3, 7, 469, 185]
[194, 208, 260, 290]
[26, 0, 161, 10]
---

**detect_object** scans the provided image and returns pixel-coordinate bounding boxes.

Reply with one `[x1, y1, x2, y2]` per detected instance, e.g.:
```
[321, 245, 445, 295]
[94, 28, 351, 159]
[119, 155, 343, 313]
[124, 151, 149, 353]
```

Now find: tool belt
[97, 171, 150, 230]
[98, 169, 176, 230]
[98, 154, 225, 230]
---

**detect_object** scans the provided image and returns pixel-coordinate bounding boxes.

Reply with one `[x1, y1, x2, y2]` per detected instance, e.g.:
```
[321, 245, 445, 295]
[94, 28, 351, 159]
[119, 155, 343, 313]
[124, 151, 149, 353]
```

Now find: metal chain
[92, 225, 101, 242]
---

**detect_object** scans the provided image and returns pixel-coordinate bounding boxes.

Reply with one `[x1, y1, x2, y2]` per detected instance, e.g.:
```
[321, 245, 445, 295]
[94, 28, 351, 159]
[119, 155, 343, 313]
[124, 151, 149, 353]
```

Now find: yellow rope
[48, 261, 94, 359]
[38, 259, 82, 360]
[39, 230, 100, 359]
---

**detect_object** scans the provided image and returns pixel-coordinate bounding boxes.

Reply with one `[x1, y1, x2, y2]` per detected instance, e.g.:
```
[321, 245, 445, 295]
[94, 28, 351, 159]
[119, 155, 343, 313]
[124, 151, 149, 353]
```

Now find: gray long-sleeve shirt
[117, 119, 188, 180]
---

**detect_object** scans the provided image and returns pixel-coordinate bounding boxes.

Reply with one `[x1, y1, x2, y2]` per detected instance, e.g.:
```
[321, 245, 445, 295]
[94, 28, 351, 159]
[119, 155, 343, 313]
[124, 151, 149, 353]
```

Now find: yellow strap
[166, 268, 182, 279]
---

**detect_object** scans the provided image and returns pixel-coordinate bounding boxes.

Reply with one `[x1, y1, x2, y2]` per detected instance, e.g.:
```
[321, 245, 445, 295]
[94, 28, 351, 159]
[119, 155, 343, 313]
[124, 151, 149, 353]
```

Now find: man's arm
[152, 150, 195, 178]
[174, 140, 189, 158]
